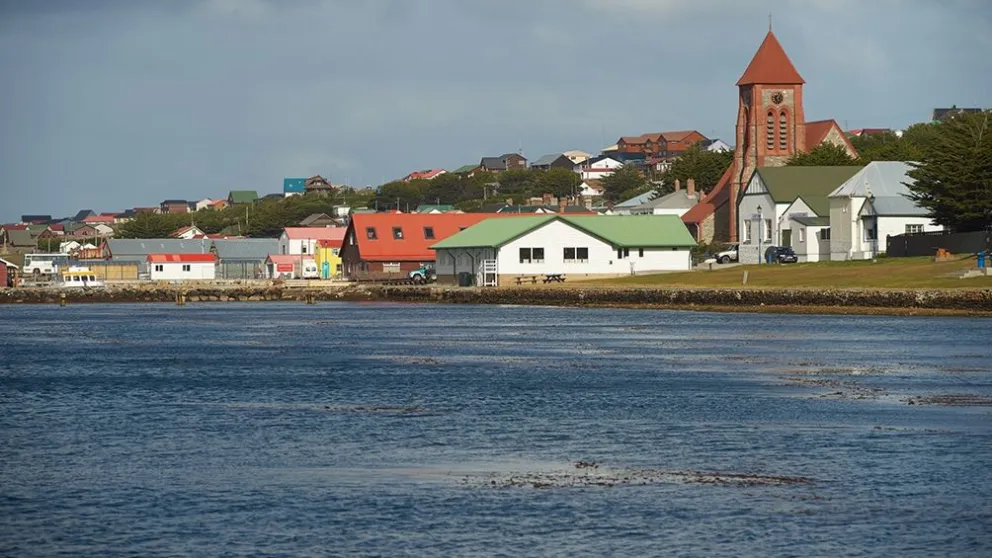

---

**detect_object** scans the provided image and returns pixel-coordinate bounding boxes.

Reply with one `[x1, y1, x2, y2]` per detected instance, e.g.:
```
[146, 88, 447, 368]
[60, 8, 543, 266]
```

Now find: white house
[703, 139, 733, 153]
[630, 180, 700, 217]
[147, 253, 216, 281]
[579, 179, 604, 198]
[827, 161, 942, 261]
[580, 156, 623, 180]
[278, 227, 346, 256]
[171, 225, 205, 240]
[431, 214, 696, 285]
[737, 166, 863, 264]
[194, 198, 216, 211]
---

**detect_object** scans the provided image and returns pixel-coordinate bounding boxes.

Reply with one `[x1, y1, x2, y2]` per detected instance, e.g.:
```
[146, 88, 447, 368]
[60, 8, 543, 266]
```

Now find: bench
[514, 275, 539, 285]
[542, 274, 566, 283]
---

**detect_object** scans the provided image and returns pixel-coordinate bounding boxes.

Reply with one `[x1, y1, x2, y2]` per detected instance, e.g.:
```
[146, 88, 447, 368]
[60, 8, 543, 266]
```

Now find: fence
[886, 230, 989, 257]
[216, 261, 267, 280]
[76, 260, 141, 281]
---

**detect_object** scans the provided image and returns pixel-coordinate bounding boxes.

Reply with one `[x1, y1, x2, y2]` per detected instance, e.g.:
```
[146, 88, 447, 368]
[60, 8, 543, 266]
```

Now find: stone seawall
[2, 285, 992, 315]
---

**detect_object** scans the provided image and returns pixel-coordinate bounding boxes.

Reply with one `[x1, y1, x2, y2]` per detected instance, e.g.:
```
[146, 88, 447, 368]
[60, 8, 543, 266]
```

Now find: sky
[1, 0, 990, 221]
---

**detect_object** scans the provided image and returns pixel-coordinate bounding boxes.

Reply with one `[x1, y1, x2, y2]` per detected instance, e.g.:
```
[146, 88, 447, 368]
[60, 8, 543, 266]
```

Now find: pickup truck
[408, 264, 436, 284]
[716, 244, 739, 264]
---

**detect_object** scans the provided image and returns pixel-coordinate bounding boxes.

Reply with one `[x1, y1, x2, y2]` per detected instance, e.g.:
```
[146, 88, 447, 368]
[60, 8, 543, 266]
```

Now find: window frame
[392, 227, 404, 240]
[519, 247, 532, 264]
[366, 227, 378, 240]
[423, 226, 435, 240]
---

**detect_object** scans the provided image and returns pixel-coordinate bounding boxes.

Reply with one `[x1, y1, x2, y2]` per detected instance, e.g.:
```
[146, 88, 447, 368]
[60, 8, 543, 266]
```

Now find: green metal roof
[228, 190, 259, 204]
[432, 216, 554, 249]
[415, 204, 454, 213]
[452, 164, 478, 174]
[749, 166, 863, 216]
[432, 215, 696, 250]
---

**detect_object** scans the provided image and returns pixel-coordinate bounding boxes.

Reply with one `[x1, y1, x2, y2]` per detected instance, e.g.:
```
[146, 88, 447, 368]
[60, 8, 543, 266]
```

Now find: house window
[301, 244, 308, 254]
[519, 248, 532, 263]
[519, 248, 544, 263]
[182, 264, 191, 272]
[532, 248, 544, 263]
[906, 224, 924, 234]
[616, 248, 630, 259]
[393, 227, 404, 240]
[383, 262, 401, 273]
[423, 226, 435, 240]
[154, 264, 164, 272]
[821, 228, 831, 240]
[744, 220, 753, 243]
[799, 228, 806, 243]
[332, 249, 339, 256]
[366, 227, 378, 240]
[638, 248, 644, 258]
[764, 219, 772, 242]
[563, 247, 589, 263]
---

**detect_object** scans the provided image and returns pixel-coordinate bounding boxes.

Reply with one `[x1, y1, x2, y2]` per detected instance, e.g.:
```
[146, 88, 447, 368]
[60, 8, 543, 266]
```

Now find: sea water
[1, 303, 990, 557]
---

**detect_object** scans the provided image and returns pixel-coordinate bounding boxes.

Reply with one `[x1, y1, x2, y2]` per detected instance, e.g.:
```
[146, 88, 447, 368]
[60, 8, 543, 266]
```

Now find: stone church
[682, 29, 858, 243]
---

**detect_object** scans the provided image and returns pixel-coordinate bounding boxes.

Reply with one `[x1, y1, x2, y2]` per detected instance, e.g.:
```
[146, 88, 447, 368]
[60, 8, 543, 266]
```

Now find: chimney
[674, 178, 682, 191]
[687, 178, 696, 197]
[558, 199, 567, 213]
[543, 192, 553, 205]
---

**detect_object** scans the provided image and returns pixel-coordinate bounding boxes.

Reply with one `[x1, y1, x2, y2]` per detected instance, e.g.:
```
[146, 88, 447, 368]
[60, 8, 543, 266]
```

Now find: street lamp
[757, 204, 763, 265]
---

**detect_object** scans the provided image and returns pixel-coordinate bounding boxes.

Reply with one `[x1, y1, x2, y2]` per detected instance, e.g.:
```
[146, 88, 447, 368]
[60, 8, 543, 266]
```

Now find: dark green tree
[495, 169, 537, 199]
[906, 111, 992, 232]
[423, 174, 465, 205]
[600, 165, 648, 203]
[787, 142, 859, 166]
[536, 168, 581, 199]
[657, 144, 733, 196]
[117, 212, 177, 238]
[370, 181, 424, 211]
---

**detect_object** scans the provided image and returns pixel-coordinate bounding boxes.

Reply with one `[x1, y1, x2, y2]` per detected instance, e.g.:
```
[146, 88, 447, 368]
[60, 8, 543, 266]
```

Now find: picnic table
[542, 274, 566, 283]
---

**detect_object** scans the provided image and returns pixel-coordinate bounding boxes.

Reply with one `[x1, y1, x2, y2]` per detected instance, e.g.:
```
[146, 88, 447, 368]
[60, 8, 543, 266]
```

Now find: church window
[779, 111, 789, 149]
[766, 111, 775, 149]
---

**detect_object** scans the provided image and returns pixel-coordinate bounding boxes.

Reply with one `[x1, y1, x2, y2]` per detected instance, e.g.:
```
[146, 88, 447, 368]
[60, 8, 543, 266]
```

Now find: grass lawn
[594, 256, 992, 289]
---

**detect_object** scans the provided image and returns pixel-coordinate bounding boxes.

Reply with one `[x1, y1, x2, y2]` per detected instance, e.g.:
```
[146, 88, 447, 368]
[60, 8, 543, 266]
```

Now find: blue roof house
[284, 178, 306, 197]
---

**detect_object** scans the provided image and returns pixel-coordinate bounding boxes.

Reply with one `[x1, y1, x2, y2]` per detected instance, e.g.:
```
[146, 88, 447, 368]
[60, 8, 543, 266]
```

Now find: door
[781, 229, 792, 248]
[321, 261, 330, 279]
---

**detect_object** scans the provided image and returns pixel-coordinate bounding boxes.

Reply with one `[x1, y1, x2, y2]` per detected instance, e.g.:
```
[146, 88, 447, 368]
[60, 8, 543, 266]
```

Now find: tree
[370, 181, 424, 211]
[423, 174, 464, 205]
[536, 168, 581, 199]
[787, 142, 859, 166]
[117, 212, 177, 238]
[600, 165, 648, 203]
[906, 111, 992, 232]
[657, 144, 733, 196]
[495, 169, 537, 199]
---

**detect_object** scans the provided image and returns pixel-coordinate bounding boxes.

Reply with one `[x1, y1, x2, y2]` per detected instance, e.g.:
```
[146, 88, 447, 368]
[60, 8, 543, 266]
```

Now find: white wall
[875, 216, 942, 256]
[149, 261, 216, 281]
[737, 193, 778, 247]
[791, 224, 830, 262]
[829, 196, 865, 261]
[778, 198, 816, 247]
[278, 233, 319, 256]
[580, 159, 623, 180]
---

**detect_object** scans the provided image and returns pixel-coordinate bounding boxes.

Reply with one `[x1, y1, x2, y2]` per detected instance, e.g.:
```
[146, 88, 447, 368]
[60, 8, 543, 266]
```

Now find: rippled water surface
[2, 302, 991, 557]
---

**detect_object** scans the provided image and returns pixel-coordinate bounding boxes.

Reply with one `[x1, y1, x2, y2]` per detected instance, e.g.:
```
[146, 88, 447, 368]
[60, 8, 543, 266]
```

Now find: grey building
[212, 239, 279, 279]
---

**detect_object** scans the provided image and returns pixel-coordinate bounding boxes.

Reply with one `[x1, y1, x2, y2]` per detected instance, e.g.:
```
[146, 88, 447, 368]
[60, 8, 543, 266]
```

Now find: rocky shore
[2, 284, 991, 316]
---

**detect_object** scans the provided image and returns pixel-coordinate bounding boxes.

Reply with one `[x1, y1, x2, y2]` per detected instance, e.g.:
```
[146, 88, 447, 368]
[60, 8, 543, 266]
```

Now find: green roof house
[431, 214, 696, 286]
[737, 166, 863, 264]
[228, 190, 259, 205]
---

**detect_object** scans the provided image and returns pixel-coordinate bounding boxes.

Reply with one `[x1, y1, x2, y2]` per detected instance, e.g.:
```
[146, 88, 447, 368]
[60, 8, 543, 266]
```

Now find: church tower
[729, 28, 806, 241]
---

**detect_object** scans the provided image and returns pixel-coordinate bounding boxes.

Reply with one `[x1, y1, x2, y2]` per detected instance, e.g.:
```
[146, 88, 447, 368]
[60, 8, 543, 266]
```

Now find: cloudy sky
[1, 0, 989, 221]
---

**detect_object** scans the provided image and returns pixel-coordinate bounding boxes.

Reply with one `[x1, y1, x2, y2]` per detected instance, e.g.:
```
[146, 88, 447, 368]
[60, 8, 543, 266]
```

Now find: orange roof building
[682, 28, 858, 243]
[340, 213, 504, 279]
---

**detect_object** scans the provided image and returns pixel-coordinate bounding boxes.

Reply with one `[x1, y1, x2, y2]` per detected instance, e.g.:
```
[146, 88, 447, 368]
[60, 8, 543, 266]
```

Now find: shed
[147, 253, 217, 281]
[0, 257, 19, 287]
[212, 239, 279, 279]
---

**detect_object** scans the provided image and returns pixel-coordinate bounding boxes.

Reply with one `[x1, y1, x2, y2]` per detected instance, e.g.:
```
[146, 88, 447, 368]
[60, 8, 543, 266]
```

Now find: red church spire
[736, 30, 805, 86]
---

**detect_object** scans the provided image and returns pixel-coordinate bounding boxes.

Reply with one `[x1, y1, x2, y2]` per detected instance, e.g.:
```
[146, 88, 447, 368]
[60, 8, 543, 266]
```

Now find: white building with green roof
[431, 215, 695, 285]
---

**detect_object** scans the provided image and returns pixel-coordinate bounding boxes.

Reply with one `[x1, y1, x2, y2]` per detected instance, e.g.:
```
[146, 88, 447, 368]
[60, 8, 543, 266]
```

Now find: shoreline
[2, 284, 992, 317]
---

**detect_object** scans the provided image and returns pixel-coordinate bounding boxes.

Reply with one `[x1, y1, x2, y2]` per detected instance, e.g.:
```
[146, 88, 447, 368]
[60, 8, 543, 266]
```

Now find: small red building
[0, 257, 19, 288]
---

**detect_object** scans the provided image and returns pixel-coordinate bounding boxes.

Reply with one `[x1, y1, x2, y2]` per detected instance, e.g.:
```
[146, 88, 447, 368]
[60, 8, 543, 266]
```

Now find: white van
[300, 259, 319, 279]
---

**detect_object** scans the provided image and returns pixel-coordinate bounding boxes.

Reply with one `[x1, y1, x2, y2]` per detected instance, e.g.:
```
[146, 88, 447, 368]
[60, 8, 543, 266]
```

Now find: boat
[58, 266, 104, 288]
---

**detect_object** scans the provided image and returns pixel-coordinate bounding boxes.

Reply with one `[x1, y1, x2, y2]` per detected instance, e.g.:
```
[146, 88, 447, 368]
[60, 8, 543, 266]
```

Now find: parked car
[716, 244, 739, 264]
[771, 246, 799, 264]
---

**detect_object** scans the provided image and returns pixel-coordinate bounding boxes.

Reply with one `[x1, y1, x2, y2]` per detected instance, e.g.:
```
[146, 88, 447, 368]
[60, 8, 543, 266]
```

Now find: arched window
[779, 110, 789, 150]
[766, 111, 775, 149]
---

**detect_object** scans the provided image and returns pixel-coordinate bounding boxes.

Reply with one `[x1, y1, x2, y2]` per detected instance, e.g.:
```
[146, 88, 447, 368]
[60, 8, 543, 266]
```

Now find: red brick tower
[729, 29, 806, 242]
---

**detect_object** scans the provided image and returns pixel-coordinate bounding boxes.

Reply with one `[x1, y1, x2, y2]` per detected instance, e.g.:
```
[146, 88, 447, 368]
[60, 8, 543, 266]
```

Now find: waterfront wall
[2, 284, 992, 313]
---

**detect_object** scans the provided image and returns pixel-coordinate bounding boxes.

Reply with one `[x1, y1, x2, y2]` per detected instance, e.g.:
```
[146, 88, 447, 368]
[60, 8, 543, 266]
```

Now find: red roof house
[147, 253, 217, 263]
[339, 213, 503, 279]
[402, 169, 447, 182]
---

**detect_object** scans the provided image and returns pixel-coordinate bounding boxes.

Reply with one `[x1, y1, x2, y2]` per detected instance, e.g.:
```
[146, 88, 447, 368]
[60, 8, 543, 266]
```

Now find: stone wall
[2, 285, 991, 313]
